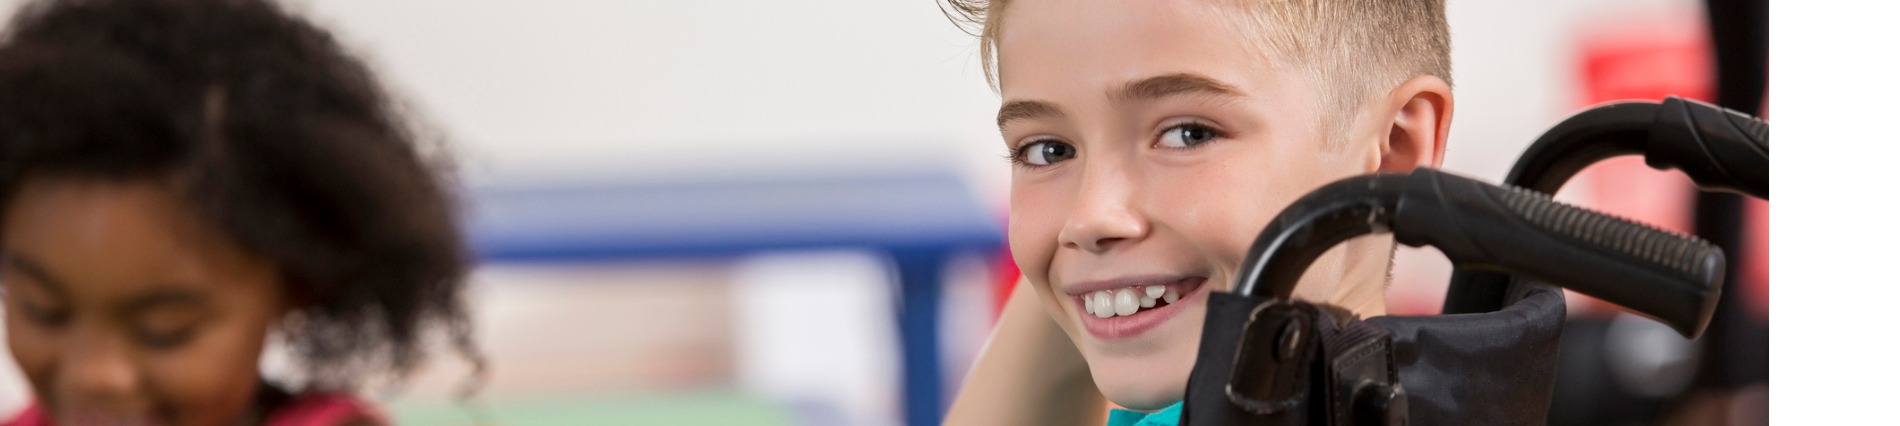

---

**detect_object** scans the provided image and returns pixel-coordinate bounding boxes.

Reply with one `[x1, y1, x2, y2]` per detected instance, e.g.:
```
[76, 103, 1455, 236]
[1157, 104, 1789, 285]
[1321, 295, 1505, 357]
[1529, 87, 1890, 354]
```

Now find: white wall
[0, 0, 1698, 199]
[295, 0, 1009, 193]
[287, 0, 1700, 202]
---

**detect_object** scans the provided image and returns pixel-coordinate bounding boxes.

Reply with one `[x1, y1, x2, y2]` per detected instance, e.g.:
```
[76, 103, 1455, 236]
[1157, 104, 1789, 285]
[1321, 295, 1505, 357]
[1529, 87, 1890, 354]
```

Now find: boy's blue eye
[1020, 140, 1077, 166]
[1159, 123, 1219, 148]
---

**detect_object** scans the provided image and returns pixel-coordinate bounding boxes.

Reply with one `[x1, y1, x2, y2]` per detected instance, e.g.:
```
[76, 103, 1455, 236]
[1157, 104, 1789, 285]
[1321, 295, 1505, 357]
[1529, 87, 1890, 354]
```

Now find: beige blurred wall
[0, 0, 1703, 420]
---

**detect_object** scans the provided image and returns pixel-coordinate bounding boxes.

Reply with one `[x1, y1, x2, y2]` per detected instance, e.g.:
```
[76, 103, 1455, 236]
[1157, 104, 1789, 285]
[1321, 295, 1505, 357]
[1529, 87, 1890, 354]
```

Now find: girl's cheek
[6, 317, 60, 394]
[150, 315, 273, 425]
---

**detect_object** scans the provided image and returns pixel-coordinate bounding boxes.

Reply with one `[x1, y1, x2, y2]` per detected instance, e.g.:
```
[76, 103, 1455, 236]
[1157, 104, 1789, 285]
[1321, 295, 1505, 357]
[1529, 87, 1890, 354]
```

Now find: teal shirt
[1105, 402, 1183, 426]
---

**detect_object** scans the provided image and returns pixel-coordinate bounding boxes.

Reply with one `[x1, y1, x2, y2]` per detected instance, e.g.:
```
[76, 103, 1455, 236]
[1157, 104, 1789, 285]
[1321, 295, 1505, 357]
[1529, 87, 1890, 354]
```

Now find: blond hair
[942, 0, 1451, 142]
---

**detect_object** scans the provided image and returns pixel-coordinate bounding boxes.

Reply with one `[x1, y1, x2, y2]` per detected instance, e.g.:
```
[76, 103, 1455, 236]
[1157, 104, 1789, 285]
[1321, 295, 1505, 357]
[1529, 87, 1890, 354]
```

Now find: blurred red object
[991, 245, 1021, 322]
[1577, 14, 1713, 105]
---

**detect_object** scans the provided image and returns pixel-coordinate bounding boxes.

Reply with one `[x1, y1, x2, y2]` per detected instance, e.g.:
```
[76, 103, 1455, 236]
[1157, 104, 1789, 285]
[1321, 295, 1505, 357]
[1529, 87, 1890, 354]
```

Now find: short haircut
[942, 0, 1452, 143]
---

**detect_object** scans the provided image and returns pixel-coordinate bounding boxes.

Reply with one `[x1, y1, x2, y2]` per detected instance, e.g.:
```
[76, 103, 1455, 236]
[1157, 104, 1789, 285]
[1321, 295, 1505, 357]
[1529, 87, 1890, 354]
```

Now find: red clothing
[5, 392, 386, 426]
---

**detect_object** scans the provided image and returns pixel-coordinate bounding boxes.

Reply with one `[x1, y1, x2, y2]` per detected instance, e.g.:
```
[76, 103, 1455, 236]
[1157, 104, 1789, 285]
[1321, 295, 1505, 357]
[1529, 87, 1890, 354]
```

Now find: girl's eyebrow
[4, 253, 70, 297]
[122, 288, 208, 313]
[4, 253, 207, 311]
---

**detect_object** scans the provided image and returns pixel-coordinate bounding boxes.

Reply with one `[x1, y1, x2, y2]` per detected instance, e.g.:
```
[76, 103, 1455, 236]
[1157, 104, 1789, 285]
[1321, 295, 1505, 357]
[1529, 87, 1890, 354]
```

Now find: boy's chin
[1086, 353, 1194, 411]
[1072, 300, 1208, 411]
[1095, 374, 1188, 412]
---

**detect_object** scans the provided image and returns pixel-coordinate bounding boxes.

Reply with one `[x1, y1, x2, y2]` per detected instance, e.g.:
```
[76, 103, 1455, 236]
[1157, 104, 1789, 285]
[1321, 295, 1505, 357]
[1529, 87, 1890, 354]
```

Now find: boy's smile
[995, 0, 1415, 410]
[1066, 274, 1207, 340]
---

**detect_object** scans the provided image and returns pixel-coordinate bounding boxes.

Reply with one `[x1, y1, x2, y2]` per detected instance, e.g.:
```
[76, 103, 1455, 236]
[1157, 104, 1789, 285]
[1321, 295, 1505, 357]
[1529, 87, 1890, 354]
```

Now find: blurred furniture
[465, 169, 1004, 426]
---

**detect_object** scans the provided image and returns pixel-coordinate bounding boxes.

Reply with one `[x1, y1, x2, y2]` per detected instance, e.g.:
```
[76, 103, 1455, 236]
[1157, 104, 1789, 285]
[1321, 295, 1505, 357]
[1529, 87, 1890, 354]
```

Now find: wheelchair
[1179, 95, 1767, 426]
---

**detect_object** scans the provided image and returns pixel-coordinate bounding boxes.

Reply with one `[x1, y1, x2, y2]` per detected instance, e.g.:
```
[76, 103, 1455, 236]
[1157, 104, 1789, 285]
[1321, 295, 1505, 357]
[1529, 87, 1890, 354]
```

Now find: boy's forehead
[994, 0, 1286, 103]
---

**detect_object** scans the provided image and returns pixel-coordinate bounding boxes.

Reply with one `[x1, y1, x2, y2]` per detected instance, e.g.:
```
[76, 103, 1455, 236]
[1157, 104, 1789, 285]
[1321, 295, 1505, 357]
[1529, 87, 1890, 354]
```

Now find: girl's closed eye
[1157, 121, 1223, 149]
[133, 307, 205, 350]
[4, 282, 71, 328]
[14, 298, 70, 328]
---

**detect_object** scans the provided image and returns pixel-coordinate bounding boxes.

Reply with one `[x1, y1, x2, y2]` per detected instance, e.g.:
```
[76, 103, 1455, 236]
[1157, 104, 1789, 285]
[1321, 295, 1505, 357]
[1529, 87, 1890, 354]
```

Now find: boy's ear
[1373, 75, 1453, 173]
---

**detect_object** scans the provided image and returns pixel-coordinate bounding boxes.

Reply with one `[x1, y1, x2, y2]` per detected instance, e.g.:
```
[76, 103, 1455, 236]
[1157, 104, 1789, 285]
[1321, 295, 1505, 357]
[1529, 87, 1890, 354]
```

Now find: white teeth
[1113, 288, 1139, 316]
[1085, 286, 1178, 318]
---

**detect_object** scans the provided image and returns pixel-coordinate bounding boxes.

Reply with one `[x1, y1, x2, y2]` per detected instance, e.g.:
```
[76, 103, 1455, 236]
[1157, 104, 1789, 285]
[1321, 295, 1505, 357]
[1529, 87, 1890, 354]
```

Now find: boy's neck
[1330, 238, 1394, 319]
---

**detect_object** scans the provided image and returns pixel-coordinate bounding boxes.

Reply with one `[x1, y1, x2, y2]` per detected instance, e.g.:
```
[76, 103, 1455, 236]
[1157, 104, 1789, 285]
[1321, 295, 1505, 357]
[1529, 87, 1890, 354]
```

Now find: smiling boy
[943, 0, 1453, 423]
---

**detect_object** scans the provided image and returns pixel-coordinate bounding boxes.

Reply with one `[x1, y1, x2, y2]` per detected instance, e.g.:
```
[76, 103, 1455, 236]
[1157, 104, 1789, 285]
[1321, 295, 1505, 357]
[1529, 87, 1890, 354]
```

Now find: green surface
[391, 390, 794, 426]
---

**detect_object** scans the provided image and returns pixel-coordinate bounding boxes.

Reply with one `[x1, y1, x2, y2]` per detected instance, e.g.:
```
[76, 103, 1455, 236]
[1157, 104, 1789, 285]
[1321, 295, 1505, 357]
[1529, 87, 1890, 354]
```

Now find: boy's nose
[1058, 167, 1148, 253]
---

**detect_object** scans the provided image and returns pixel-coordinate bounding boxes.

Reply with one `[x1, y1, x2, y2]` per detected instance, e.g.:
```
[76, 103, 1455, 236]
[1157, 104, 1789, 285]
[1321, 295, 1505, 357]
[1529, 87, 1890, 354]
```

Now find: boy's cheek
[1008, 232, 1075, 332]
[1158, 202, 1255, 288]
[1006, 195, 1065, 289]
[1007, 200, 1087, 337]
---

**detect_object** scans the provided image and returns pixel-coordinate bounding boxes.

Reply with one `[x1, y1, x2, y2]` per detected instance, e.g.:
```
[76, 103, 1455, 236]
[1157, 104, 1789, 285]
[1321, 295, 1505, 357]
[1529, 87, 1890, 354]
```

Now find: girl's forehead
[2, 178, 277, 303]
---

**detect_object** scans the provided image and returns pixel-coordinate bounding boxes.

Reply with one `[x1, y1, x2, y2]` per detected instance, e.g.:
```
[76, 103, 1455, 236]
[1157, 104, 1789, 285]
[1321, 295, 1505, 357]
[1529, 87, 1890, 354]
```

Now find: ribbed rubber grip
[1496, 185, 1720, 283]
[1391, 169, 1726, 338]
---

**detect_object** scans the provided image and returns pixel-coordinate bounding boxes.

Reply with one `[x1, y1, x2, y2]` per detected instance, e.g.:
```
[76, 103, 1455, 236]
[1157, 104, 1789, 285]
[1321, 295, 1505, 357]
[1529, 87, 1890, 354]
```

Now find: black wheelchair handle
[1505, 96, 1768, 198]
[1233, 169, 1725, 338]
[1647, 96, 1768, 199]
[1449, 96, 1766, 316]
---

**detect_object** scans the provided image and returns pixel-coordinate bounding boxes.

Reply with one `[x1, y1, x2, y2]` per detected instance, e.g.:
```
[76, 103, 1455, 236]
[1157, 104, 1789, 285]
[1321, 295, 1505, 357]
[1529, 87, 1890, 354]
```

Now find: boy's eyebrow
[4, 253, 69, 296]
[996, 100, 1066, 129]
[995, 73, 1238, 130]
[1112, 73, 1242, 102]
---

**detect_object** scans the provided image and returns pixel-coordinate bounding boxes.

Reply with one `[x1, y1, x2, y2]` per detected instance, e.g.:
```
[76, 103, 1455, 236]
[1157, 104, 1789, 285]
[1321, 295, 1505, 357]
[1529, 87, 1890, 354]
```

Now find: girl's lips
[1074, 276, 1206, 340]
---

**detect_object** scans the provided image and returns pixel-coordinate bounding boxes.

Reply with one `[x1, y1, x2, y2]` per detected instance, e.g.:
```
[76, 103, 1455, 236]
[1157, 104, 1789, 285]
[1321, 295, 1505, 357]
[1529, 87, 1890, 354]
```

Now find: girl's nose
[56, 330, 144, 411]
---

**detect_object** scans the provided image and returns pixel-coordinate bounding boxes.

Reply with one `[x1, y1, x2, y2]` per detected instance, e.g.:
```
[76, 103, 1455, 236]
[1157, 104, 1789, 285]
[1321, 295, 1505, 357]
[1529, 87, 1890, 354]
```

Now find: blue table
[465, 170, 1004, 426]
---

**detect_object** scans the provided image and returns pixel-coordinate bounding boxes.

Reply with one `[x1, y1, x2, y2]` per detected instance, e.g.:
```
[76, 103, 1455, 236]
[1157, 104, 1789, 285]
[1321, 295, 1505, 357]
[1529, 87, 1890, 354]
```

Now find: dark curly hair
[0, 0, 482, 391]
